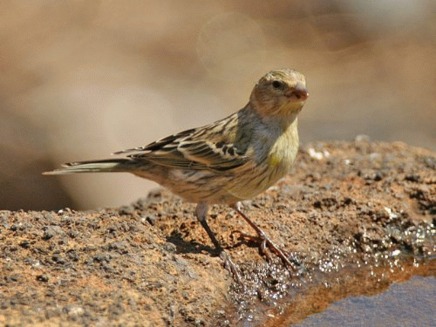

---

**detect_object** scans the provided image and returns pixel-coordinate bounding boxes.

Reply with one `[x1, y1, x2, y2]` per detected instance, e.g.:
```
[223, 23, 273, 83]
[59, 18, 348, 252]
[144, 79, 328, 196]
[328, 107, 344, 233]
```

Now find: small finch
[45, 68, 309, 277]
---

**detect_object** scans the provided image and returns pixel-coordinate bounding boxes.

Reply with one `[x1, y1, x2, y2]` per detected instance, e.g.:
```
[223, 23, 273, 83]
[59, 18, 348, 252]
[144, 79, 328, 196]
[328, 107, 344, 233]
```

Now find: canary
[45, 68, 309, 277]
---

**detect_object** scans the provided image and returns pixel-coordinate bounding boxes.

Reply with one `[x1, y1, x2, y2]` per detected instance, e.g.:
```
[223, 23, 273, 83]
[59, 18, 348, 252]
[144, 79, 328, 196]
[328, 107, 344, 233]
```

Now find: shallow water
[259, 259, 435, 326]
[296, 275, 435, 327]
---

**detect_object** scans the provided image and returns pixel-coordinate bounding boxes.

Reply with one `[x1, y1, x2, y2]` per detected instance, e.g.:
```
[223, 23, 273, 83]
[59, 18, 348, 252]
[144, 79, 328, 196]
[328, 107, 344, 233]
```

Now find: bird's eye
[272, 81, 283, 89]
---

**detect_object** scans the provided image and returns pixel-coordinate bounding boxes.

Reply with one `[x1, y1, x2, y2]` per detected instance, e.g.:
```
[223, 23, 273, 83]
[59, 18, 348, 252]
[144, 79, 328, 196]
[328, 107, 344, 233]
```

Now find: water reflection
[262, 259, 435, 326]
[295, 275, 435, 327]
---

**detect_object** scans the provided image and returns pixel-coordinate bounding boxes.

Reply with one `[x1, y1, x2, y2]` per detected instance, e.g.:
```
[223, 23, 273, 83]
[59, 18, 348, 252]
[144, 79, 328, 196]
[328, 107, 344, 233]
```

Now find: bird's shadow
[165, 231, 220, 256]
[165, 230, 259, 256]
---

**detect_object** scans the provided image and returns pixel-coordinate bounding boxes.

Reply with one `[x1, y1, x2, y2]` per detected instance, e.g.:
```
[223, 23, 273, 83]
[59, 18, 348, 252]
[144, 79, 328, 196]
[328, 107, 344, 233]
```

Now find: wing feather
[113, 113, 250, 171]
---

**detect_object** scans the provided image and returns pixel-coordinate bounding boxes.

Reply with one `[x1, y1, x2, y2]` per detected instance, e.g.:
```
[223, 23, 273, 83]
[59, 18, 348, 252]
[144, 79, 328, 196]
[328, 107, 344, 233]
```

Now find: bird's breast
[266, 121, 299, 172]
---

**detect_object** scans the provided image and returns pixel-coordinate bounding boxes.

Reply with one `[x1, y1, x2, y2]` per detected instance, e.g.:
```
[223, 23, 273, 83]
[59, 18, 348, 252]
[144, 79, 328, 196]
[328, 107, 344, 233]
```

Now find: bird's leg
[231, 203, 294, 268]
[195, 203, 240, 280]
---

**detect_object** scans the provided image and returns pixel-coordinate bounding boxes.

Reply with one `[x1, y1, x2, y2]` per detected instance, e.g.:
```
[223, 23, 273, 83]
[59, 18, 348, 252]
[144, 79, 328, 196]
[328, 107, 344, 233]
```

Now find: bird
[44, 68, 309, 278]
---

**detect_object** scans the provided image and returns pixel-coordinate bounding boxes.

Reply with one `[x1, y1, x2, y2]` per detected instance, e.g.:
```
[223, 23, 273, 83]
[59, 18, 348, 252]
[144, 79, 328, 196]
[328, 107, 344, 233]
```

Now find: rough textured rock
[0, 141, 434, 326]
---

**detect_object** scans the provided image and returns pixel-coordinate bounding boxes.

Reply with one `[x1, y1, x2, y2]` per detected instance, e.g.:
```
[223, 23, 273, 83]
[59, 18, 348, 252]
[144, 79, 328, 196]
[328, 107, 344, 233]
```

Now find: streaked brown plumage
[45, 68, 309, 278]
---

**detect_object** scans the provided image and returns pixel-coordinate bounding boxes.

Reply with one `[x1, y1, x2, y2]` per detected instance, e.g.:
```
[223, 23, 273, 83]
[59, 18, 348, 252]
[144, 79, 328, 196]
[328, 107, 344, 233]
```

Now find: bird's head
[250, 69, 308, 119]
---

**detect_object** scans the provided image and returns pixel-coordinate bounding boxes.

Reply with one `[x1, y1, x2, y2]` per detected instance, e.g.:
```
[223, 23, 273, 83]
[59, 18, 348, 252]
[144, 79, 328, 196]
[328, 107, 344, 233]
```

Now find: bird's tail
[43, 159, 134, 175]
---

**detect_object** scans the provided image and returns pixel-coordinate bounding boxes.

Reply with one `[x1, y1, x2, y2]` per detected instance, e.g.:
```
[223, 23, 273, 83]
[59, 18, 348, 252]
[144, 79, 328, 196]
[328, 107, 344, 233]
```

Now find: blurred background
[0, 0, 434, 210]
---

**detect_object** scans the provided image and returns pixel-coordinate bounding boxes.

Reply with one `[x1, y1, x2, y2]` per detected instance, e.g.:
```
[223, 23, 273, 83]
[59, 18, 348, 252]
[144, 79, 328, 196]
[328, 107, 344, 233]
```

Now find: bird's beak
[286, 83, 309, 101]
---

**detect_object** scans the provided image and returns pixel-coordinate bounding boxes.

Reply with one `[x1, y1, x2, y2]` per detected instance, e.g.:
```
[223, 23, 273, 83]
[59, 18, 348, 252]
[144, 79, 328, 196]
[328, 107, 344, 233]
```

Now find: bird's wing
[114, 114, 250, 171]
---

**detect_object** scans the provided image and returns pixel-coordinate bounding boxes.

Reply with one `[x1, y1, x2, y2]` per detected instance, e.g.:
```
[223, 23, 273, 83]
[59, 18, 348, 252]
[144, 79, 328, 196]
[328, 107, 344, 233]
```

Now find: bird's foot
[231, 204, 295, 269]
[219, 250, 241, 282]
[255, 228, 294, 268]
[231, 229, 293, 268]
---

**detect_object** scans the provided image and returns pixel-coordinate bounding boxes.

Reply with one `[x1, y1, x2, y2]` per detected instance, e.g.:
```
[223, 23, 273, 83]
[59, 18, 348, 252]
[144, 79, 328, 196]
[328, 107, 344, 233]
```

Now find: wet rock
[0, 141, 434, 326]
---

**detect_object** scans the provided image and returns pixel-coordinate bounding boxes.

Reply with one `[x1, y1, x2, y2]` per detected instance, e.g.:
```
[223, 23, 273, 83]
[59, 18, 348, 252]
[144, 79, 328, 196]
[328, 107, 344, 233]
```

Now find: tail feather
[43, 159, 133, 175]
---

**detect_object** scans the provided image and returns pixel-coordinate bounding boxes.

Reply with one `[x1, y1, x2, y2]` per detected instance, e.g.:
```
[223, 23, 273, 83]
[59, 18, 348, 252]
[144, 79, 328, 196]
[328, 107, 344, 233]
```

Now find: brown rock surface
[0, 140, 434, 326]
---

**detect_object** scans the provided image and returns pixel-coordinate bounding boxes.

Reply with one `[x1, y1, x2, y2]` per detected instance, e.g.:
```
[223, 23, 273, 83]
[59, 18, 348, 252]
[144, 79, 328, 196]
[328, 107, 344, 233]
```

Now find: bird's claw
[230, 229, 294, 268]
[219, 250, 241, 282]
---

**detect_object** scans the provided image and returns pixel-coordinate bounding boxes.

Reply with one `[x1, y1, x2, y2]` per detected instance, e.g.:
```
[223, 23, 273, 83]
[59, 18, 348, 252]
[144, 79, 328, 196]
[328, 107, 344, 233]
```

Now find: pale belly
[150, 153, 295, 204]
